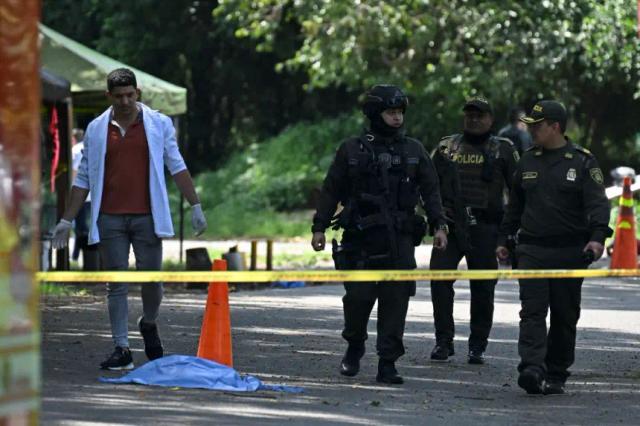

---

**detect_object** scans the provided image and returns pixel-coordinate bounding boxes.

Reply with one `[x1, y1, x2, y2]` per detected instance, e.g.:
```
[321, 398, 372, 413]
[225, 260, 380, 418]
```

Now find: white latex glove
[51, 219, 73, 249]
[191, 203, 207, 236]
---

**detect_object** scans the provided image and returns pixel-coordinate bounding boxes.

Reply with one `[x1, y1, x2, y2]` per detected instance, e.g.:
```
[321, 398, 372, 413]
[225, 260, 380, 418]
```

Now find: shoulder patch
[439, 134, 458, 142]
[574, 145, 594, 157]
[493, 136, 515, 146]
[590, 168, 604, 185]
[437, 135, 455, 154]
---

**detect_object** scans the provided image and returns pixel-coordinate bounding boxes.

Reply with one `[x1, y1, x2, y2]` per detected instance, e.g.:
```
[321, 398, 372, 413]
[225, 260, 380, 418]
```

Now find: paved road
[41, 275, 640, 425]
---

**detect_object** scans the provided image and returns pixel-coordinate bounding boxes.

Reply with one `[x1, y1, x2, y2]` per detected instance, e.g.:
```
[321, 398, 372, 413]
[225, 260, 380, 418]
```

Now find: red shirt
[100, 112, 151, 214]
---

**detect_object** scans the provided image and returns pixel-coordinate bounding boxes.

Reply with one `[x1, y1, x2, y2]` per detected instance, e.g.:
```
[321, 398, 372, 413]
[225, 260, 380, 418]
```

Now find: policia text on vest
[428, 97, 519, 365]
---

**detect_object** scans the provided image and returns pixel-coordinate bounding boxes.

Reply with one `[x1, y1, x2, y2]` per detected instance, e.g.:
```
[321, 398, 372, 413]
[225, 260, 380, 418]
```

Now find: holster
[409, 214, 427, 246]
[332, 238, 354, 270]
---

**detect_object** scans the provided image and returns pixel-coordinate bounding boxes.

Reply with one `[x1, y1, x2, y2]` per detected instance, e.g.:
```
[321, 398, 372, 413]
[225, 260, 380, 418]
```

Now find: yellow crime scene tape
[36, 269, 640, 283]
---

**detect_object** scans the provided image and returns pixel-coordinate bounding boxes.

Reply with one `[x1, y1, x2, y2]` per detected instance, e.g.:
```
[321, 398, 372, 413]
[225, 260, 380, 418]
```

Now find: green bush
[169, 112, 363, 238]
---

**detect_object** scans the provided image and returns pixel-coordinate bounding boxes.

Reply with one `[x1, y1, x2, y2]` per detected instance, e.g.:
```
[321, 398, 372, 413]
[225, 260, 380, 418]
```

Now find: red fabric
[100, 120, 151, 214]
[48, 106, 60, 192]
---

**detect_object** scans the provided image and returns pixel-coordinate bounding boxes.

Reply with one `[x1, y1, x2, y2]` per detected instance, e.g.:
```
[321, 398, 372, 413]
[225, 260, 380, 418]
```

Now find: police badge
[566, 168, 577, 182]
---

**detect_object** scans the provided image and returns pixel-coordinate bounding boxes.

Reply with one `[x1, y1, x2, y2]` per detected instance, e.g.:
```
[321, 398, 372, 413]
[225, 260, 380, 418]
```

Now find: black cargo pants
[340, 232, 416, 362]
[516, 244, 586, 383]
[429, 221, 498, 351]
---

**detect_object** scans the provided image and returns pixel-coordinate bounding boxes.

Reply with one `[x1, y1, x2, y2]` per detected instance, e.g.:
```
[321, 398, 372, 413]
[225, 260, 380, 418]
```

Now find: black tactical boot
[518, 366, 545, 395]
[340, 343, 365, 377]
[467, 348, 485, 365]
[430, 342, 455, 362]
[376, 358, 404, 385]
[543, 380, 565, 395]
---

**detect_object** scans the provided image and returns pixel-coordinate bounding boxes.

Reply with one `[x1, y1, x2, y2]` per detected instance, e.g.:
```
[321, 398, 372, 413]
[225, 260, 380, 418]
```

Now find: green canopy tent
[39, 24, 186, 115]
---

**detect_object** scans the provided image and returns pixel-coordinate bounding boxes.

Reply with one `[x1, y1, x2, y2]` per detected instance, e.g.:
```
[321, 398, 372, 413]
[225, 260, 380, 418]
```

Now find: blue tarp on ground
[271, 281, 305, 289]
[99, 355, 303, 393]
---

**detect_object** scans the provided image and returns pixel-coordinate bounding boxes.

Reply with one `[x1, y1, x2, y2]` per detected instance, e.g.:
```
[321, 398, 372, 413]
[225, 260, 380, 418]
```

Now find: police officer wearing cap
[496, 100, 612, 395]
[311, 84, 448, 384]
[429, 97, 519, 365]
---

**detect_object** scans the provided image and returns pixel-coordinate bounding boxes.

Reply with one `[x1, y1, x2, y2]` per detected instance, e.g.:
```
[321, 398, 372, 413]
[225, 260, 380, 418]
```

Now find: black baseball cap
[462, 97, 493, 114]
[521, 100, 567, 127]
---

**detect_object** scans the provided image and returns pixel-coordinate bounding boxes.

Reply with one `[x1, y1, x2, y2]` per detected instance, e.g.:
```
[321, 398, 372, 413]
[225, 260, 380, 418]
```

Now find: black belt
[470, 208, 503, 224]
[518, 234, 588, 248]
[444, 207, 503, 225]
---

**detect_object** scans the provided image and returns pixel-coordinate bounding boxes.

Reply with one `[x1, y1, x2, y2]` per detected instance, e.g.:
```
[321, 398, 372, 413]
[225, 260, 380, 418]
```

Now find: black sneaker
[100, 346, 134, 371]
[543, 381, 565, 395]
[340, 344, 365, 377]
[376, 359, 403, 385]
[138, 316, 164, 360]
[468, 349, 485, 365]
[518, 367, 545, 395]
[430, 343, 454, 362]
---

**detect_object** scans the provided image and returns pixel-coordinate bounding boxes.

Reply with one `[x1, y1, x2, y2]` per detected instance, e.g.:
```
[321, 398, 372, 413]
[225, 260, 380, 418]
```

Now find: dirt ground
[41, 270, 640, 426]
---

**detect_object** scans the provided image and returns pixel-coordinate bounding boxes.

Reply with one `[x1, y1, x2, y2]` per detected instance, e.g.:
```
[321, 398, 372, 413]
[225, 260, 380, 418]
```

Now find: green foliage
[272, 251, 332, 268]
[162, 259, 186, 271]
[40, 283, 87, 296]
[218, 0, 640, 169]
[169, 113, 362, 237]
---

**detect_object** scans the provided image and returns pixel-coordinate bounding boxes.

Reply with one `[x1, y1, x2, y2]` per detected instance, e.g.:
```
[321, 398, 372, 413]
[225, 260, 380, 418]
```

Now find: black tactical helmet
[362, 84, 409, 119]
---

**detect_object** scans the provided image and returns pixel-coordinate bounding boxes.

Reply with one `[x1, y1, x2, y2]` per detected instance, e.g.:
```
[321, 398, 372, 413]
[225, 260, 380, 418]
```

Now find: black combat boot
[340, 343, 365, 377]
[430, 342, 455, 362]
[543, 380, 565, 395]
[376, 358, 403, 385]
[518, 366, 545, 395]
[467, 348, 485, 365]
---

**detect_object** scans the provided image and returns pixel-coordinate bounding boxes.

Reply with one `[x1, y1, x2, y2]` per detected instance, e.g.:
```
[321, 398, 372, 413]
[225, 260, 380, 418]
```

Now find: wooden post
[250, 240, 257, 271]
[266, 239, 273, 271]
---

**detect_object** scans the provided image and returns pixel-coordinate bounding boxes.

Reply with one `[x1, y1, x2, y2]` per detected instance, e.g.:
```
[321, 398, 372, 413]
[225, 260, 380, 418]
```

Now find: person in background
[70, 128, 89, 262]
[498, 106, 533, 155]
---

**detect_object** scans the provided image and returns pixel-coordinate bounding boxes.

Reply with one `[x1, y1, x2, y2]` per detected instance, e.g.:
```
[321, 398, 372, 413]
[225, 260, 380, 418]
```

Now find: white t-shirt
[72, 142, 91, 202]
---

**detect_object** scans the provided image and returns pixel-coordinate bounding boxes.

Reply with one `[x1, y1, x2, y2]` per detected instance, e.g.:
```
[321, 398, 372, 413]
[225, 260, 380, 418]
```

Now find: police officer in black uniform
[311, 84, 448, 384]
[430, 97, 519, 364]
[496, 100, 611, 395]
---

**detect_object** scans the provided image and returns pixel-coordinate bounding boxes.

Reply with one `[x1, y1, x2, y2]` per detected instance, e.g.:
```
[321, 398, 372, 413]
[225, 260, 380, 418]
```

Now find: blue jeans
[97, 214, 163, 348]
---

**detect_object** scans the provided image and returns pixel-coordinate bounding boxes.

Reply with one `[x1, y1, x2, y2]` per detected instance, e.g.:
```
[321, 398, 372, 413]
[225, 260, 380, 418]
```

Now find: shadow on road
[42, 279, 640, 425]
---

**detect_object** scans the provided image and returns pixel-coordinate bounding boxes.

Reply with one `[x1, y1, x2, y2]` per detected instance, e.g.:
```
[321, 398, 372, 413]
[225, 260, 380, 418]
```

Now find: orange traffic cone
[197, 258, 233, 366]
[610, 176, 637, 269]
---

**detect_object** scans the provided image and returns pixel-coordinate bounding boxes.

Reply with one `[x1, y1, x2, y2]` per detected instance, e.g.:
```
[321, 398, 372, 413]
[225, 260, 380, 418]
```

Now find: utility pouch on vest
[397, 177, 419, 210]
